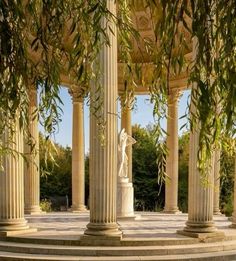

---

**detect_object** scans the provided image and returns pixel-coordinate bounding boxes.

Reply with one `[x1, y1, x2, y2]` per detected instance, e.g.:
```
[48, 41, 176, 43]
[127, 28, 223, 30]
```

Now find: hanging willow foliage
[140, 0, 236, 180]
[0, 0, 133, 160]
[0, 0, 235, 178]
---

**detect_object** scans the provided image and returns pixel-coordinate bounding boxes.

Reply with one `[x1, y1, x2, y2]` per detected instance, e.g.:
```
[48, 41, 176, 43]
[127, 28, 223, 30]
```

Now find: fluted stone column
[70, 89, 86, 212]
[121, 98, 133, 182]
[213, 149, 222, 215]
[24, 88, 42, 215]
[182, 125, 216, 234]
[178, 90, 223, 237]
[164, 90, 180, 214]
[83, 0, 121, 240]
[230, 156, 236, 227]
[178, 38, 224, 238]
[0, 118, 36, 236]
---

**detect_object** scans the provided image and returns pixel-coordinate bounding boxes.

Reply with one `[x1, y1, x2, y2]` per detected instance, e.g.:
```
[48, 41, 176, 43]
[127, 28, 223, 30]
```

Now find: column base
[213, 208, 223, 215]
[24, 206, 45, 215]
[163, 207, 182, 214]
[84, 222, 122, 237]
[0, 219, 37, 237]
[25, 211, 46, 215]
[181, 220, 217, 234]
[0, 228, 37, 237]
[70, 205, 87, 212]
[117, 215, 138, 221]
[177, 229, 225, 241]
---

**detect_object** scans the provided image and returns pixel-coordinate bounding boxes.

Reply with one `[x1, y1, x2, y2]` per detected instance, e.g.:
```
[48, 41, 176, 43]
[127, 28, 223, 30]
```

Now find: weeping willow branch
[145, 0, 235, 180]
[0, 0, 235, 177]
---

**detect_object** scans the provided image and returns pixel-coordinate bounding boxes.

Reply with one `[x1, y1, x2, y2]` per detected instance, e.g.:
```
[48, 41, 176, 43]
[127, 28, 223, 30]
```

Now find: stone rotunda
[0, 0, 236, 260]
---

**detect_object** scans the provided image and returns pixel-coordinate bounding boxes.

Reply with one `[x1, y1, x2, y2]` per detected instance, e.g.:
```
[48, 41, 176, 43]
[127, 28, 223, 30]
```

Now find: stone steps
[0, 210, 235, 261]
[2, 236, 199, 247]
[0, 239, 236, 259]
[1, 250, 236, 261]
[5, 233, 236, 247]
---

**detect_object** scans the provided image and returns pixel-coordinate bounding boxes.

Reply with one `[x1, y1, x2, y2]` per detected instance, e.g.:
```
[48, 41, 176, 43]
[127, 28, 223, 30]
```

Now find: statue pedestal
[117, 177, 136, 220]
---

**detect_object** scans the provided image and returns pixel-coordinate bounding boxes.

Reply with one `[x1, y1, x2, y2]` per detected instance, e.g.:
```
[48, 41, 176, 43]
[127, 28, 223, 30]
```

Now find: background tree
[220, 137, 235, 216]
[178, 132, 189, 213]
[132, 124, 164, 211]
[40, 133, 72, 209]
[132, 127, 234, 213]
[38, 126, 234, 213]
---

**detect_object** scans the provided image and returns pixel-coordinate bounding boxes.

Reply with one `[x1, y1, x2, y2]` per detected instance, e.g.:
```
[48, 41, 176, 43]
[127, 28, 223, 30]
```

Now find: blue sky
[41, 88, 191, 152]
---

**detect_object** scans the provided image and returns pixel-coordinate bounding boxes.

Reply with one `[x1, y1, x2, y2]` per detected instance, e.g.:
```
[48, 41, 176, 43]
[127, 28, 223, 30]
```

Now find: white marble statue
[118, 128, 136, 178]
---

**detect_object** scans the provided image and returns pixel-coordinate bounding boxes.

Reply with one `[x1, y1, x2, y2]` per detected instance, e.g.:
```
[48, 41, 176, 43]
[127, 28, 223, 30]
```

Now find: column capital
[120, 93, 135, 111]
[168, 90, 182, 105]
[69, 87, 85, 103]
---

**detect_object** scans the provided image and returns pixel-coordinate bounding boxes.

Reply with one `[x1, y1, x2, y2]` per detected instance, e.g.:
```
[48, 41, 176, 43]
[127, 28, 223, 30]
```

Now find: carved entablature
[27, 3, 192, 96]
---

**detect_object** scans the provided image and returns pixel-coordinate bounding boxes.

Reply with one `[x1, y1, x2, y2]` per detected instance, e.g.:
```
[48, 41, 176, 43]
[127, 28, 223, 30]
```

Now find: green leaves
[0, 0, 235, 178]
[143, 0, 236, 179]
[0, 0, 121, 156]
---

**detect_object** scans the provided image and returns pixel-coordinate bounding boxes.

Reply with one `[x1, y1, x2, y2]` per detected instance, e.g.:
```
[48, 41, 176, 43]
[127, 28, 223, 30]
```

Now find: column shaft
[71, 96, 86, 211]
[84, 0, 121, 237]
[0, 119, 29, 234]
[164, 91, 180, 214]
[213, 149, 221, 215]
[24, 89, 41, 214]
[184, 126, 216, 233]
[178, 38, 222, 238]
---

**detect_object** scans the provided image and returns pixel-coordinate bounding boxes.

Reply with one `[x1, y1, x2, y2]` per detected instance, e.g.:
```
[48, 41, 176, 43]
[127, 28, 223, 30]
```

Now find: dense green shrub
[40, 199, 52, 212]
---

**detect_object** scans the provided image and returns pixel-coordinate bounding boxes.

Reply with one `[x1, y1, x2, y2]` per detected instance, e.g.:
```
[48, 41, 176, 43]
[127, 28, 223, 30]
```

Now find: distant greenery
[132, 124, 164, 211]
[39, 126, 234, 213]
[132, 125, 189, 212]
[132, 126, 234, 213]
[178, 132, 189, 213]
[39, 133, 89, 210]
[220, 147, 235, 216]
[40, 199, 52, 213]
[39, 134, 72, 208]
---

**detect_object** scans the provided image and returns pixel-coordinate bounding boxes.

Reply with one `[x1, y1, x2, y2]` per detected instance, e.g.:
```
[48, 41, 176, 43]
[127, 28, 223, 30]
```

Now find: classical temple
[0, 1, 236, 259]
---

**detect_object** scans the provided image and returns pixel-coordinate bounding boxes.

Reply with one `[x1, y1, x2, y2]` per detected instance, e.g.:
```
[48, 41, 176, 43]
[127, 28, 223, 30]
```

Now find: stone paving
[20, 212, 236, 241]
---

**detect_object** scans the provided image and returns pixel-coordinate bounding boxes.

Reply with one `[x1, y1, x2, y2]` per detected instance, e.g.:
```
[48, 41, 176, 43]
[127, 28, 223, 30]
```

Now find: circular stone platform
[1, 212, 236, 260]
